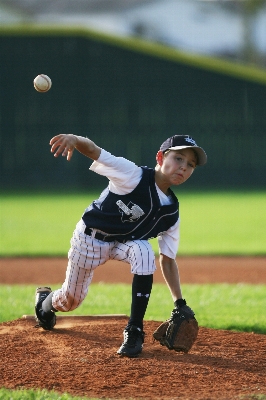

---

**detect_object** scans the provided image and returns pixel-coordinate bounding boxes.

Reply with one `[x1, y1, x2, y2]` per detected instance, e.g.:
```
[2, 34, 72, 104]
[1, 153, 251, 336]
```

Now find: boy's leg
[34, 263, 95, 330]
[117, 273, 153, 357]
[128, 273, 153, 331]
[35, 220, 110, 330]
[112, 240, 155, 357]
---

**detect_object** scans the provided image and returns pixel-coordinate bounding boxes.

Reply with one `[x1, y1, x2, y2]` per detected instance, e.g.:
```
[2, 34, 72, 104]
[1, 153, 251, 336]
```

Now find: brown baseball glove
[153, 300, 198, 353]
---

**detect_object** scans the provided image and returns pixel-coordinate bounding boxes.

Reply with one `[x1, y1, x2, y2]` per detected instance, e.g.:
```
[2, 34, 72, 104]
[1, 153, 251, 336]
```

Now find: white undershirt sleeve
[158, 219, 180, 259]
[90, 149, 142, 194]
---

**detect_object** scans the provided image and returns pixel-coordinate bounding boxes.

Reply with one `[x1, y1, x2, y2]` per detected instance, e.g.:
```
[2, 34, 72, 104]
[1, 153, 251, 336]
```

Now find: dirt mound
[1, 316, 265, 400]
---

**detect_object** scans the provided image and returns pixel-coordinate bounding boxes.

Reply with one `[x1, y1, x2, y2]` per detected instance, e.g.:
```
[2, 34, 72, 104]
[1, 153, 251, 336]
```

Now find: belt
[84, 227, 116, 242]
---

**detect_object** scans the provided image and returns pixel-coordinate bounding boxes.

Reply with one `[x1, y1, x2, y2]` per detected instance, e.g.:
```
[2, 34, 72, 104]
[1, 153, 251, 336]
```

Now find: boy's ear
[156, 150, 164, 166]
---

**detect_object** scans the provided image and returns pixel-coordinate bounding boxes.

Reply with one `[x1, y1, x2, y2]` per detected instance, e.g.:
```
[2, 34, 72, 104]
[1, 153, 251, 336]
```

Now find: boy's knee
[64, 294, 81, 311]
[53, 291, 84, 312]
[128, 241, 156, 275]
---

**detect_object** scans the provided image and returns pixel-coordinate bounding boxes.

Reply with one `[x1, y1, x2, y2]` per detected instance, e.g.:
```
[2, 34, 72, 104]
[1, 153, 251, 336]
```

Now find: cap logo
[185, 137, 197, 146]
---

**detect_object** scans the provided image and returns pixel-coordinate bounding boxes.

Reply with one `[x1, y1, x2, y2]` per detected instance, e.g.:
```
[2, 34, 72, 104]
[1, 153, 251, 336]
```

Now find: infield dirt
[0, 256, 266, 400]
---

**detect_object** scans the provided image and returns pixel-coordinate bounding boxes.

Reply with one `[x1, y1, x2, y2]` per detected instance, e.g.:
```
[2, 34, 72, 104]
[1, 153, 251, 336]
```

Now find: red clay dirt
[0, 256, 266, 400]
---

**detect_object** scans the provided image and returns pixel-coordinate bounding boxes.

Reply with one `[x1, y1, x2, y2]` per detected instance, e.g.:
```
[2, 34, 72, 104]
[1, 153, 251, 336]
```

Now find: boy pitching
[35, 134, 207, 357]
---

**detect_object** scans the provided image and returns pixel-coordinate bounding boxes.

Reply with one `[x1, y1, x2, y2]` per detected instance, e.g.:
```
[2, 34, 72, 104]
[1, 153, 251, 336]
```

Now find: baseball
[33, 74, 52, 92]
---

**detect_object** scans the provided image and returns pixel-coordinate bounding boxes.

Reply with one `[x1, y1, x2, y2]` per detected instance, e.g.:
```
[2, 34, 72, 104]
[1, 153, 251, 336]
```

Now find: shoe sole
[117, 351, 141, 358]
[117, 347, 142, 358]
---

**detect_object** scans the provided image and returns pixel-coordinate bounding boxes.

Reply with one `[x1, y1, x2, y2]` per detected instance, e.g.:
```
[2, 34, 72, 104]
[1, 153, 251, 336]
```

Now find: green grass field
[1, 283, 265, 333]
[0, 388, 96, 400]
[0, 388, 265, 400]
[0, 190, 265, 256]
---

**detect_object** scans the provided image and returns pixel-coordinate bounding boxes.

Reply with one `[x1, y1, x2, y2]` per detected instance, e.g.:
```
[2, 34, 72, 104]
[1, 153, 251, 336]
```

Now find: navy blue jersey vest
[82, 167, 179, 242]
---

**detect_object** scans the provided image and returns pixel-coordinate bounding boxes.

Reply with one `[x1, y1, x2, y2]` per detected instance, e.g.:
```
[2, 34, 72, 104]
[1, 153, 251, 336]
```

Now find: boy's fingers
[67, 149, 74, 161]
[49, 134, 74, 160]
[50, 141, 61, 155]
[49, 134, 63, 145]
[50, 137, 67, 154]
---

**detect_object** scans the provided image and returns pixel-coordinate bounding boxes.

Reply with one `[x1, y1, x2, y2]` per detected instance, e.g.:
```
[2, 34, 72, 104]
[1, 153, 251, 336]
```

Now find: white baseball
[33, 74, 52, 92]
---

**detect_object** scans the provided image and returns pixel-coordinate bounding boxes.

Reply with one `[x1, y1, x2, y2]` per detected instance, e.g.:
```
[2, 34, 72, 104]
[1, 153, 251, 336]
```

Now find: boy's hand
[50, 134, 101, 161]
[50, 134, 77, 161]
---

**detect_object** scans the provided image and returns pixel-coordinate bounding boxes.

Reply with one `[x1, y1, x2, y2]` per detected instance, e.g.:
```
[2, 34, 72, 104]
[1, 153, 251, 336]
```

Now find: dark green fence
[1, 28, 266, 190]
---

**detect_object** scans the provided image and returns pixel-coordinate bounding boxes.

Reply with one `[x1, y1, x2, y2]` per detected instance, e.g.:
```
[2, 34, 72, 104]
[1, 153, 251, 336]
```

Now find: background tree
[217, 0, 266, 66]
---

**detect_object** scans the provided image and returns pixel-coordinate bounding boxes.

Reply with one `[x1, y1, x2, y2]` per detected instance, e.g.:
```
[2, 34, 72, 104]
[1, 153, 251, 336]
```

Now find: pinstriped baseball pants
[52, 219, 156, 312]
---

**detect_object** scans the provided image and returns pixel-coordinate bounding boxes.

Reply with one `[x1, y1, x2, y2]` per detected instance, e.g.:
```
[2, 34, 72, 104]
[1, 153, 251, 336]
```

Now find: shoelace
[39, 292, 49, 301]
[36, 292, 50, 307]
[124, 329, 141, 346]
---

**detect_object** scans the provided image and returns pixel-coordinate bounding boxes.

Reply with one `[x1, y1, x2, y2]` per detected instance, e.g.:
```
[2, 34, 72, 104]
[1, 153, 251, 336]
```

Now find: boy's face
[156, 148, 197, 187]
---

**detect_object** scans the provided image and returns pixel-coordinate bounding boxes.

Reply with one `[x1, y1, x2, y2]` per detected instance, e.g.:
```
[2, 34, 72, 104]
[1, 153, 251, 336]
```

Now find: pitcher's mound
[0, 316, 265, 399]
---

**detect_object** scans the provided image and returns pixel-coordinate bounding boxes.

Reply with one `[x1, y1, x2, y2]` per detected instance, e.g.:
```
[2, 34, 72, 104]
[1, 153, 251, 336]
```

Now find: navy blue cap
[160, 135, 207, 166]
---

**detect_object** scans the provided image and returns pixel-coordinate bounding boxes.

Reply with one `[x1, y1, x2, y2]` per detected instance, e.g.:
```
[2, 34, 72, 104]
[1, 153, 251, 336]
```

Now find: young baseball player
[35, 134, 207, 357]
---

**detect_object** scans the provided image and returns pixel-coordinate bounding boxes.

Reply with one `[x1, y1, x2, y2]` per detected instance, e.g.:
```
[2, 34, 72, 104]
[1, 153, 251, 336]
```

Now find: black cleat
[117, 325, 145, 358]
[35, 287, 56, 331]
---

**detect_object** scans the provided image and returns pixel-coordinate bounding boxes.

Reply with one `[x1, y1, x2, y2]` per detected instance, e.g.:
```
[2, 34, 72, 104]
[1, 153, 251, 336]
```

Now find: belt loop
[84, 227, 96, 239]
[90, 228, 96, 239]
